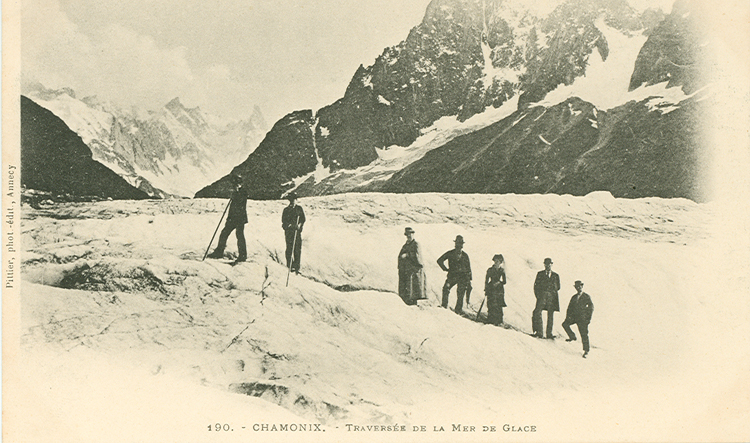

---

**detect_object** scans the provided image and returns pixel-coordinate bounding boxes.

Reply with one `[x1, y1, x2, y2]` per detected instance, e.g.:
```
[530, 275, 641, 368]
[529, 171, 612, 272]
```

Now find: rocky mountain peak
[22, 81, 77, 101]
[164, 97, 185, 112]
[628, 0, 708, 94]
[163, 97, 210, 135]
[197, 0, 710, 202]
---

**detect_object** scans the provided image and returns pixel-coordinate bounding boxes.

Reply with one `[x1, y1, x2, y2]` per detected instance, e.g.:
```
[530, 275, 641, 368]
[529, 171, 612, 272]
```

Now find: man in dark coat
[437, 235, 472, 313]
[563, 280, 594, 358]
[397, 227, 426, 306]
[207, 173, 248, 263]
[282, 192, 305, 273]
[532, 257, 560, 338]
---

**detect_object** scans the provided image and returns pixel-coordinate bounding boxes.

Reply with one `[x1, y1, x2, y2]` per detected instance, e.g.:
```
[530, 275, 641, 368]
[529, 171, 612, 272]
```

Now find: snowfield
[16, 192, 749, 442]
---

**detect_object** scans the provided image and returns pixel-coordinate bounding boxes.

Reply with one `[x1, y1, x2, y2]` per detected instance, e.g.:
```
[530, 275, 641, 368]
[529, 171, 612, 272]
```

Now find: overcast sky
[22, 0, 676, 124]
[22, 0, 433, 123]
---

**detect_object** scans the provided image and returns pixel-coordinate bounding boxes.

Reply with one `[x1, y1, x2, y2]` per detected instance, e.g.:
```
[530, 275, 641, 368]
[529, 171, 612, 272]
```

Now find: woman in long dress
[398, 227, 426, 305]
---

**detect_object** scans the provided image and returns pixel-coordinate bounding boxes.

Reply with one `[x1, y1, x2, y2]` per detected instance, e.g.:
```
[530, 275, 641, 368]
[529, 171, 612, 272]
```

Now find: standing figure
[532, 257, 560, 339]
[397, 227, 426, 306]
[563, 280, 594, 358]
[282, 192, 305, 273]
[437, 235, 472, 313]
[207, 173, 248, 263]
[484, 254, 507, 325]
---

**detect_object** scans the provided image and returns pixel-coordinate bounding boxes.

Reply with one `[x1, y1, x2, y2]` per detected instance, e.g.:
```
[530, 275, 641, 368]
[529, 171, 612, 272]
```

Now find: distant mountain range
[198, 0, 711, 202]
[23, 83, 268, 198]
[21, 96, 150, 202]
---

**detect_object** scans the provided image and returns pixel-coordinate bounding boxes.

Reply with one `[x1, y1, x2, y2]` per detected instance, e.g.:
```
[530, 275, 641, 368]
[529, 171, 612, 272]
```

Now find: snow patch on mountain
[377, 95, 392, 106]
[636, 82, 710, 114]
[533, 18, 649, 110]
[288, 95, 521, 193]
[480, 33, 522, 86]
[390, 94, 519, 164]
[529, 14, 706, 116]
[361, 74, 374, 88]
[284, 119, 334, 191]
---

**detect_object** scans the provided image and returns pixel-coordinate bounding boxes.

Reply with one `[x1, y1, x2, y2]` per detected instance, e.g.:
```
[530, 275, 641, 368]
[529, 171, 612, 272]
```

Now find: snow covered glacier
[16, 191, 748, 442]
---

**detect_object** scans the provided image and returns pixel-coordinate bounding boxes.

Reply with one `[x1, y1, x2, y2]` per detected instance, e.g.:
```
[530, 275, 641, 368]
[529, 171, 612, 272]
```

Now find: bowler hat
[543, 257, 553, 264]
[454, 235, 465, 244]
[404, 227, 415, 234]
[492, 254, 504, 262]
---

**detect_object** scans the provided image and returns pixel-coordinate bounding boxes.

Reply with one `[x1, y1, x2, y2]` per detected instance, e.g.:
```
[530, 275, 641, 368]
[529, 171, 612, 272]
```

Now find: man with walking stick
[206, 172, 248, 264]
[282, 192, 305, 275]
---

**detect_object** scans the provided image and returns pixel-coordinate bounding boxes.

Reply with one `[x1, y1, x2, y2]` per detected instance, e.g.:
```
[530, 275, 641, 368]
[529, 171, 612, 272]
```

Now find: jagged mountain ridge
[24, 84, 268, 198]
[20, 96, 150, 201]
[380, 0, 710, 201]
[197, 0, 711, 201]
[314, 0, 655, 170]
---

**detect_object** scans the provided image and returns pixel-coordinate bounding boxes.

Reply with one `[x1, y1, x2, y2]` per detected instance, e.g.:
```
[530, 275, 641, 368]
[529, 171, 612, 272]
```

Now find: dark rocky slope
[21, 96, 150, 201]
[629, 0, 708, 94]
[382, 96, 708, 201]
[195, 111, 317, 200]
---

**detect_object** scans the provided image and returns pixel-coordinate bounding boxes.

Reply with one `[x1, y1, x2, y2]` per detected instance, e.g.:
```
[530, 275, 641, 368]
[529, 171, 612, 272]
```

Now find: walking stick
[477, 297, 486, 322]
[285, 215, 300, 287]
[202, 198, 231, 261]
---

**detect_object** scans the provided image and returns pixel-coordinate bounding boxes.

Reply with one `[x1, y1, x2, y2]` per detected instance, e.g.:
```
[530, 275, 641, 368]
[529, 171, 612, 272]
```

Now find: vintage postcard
[3, 0, 749, 441]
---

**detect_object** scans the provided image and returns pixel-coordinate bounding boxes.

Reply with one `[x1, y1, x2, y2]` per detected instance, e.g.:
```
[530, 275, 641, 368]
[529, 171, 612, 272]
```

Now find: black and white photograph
[3, 0, 750, 441]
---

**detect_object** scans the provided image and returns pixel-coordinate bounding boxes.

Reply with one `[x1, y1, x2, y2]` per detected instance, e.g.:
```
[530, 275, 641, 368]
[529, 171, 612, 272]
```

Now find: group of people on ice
[207, 172, 593, 358]
[206, 172, 305, 274]
[398, 228, 594, 358]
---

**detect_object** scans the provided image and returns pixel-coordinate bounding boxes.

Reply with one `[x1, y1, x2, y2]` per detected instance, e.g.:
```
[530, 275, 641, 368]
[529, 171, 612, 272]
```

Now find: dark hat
[404, 227, 415, 234]
[543, 257, 553, 264]
[230, 172, 243, 183]
[574, 280, 584, 287]
[492, 254, 504, 262]
[286, 192, 298, 201]
[454, 235, 465, 244]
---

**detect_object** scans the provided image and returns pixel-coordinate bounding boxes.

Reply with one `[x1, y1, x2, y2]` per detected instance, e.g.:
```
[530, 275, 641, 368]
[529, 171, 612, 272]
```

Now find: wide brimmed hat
[404, 227, 415, 234]
[454, 235, 465, 244]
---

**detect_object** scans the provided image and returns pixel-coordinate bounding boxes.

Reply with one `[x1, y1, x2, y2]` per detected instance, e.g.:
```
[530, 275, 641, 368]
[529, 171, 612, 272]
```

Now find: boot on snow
[207, 249, 224, 259]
